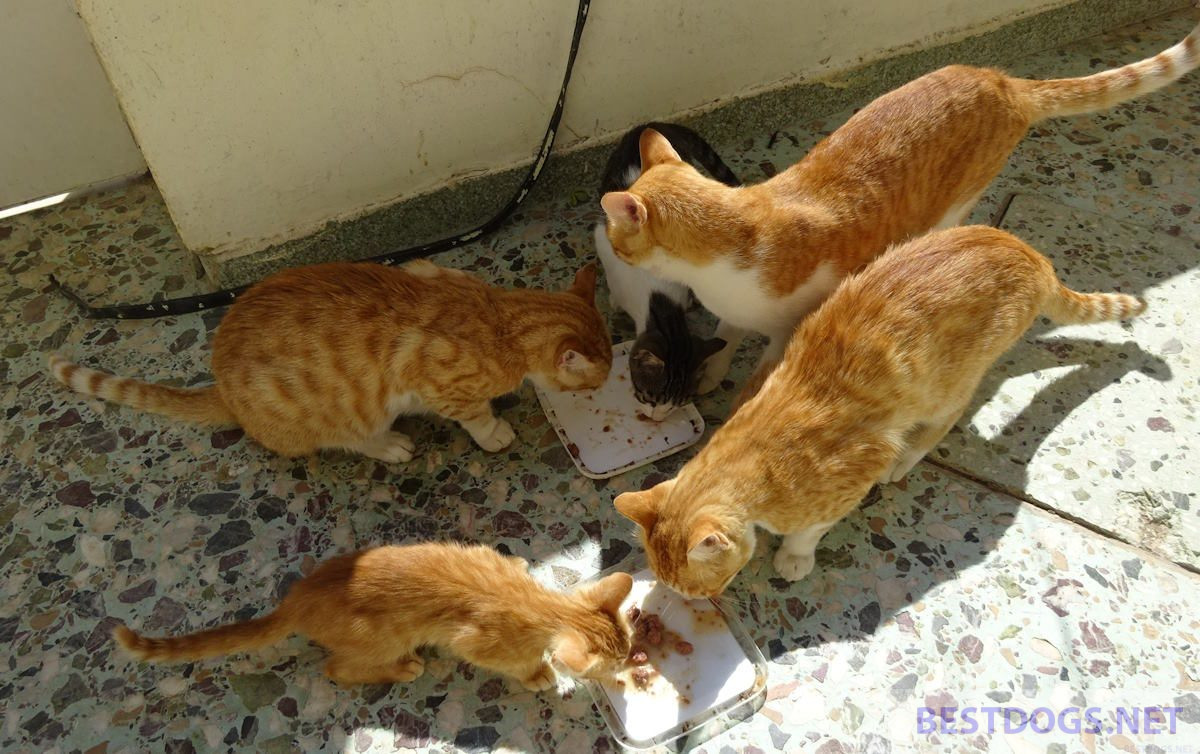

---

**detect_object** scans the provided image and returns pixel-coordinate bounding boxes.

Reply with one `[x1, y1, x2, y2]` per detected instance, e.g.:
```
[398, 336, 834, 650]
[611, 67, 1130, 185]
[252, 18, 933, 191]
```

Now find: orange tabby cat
[613, 226, 1145, 598]
[114, 543, 634, 690]
[50, 260, 611, 461]
[601, 22, 1196, 390]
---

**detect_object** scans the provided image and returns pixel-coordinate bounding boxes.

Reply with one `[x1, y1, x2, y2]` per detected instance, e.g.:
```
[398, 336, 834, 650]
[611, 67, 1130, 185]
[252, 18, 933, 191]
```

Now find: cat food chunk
[674, 640, 694, 655]
[630, 608, 666, 647]
[630, 666, 656, 690]
[628, 648, 649, 665]
[626, 605, 641, 623]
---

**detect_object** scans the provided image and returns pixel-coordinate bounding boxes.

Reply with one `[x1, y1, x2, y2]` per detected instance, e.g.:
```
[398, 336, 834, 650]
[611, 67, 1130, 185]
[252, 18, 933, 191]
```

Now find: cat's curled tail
[1040, 280, 1146, 325]
[48, 354, 235, 425]
[1016, 19, 1200, 120]
[114, 611, 292, 663]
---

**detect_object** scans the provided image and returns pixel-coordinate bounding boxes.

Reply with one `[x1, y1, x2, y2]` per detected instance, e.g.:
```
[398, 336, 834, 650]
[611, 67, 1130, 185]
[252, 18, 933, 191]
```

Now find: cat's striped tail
[1041, 283, 1146, 325]
[114, 612, 292, 663]
[48, 354, 235, 425]
[1015, 19, 1200, 120]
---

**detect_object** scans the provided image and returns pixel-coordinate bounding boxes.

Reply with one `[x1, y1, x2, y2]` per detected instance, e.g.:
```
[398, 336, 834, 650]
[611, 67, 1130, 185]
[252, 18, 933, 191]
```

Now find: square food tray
[584, 562, 768, 750]
[534, 341, 705, 479]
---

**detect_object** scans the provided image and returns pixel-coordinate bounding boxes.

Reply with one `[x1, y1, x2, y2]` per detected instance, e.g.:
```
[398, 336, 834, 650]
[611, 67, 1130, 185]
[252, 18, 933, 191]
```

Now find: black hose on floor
[50, 0, 591, 320]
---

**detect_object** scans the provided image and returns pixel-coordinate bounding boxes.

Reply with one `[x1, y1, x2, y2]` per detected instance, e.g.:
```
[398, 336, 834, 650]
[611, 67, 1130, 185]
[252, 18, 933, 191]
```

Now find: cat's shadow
[739, 335, 1170, 659]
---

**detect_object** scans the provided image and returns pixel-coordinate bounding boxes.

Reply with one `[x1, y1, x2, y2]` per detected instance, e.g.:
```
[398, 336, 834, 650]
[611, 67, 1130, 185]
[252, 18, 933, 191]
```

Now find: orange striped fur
[614, 227, 1145, 598]
[114, 543, 634, 689]
[50, 260, 611, 461]
[601, 21, 1195, 387]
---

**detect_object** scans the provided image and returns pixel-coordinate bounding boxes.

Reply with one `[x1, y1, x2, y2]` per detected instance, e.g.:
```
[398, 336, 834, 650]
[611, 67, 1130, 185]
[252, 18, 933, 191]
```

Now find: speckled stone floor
[3, 9, 1200, 754]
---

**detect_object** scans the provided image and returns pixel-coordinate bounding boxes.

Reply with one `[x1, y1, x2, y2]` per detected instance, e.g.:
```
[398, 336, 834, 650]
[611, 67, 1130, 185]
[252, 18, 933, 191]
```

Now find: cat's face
[614, 479, 755, 599]
[539, 265, 613, 391]
[600, 130, 705, 266]
[630, 333, 726, 421]
[550, 573, 635, 681]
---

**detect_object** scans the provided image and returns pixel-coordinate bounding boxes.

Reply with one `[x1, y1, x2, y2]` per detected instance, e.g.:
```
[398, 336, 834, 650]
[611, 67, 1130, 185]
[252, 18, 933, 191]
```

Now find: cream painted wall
[1, 0, 144, 209]
[76, 0, 1069, 260]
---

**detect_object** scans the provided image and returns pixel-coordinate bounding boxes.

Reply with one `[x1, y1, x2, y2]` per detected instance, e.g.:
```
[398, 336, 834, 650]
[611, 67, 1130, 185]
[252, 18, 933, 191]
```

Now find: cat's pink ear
[639, 128, 682, 167]
[600, 191, 647, 227]
[687, 518, 733, 561]
[551, 630, 594, 675]
[613, 480, 673, 532]
[586, 572, 634, 614]
[557, 348, 592, 373]
[568, 263, 598, 302]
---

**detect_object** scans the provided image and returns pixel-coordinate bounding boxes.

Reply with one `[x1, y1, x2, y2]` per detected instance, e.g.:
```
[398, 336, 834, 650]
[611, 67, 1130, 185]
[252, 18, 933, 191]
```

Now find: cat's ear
[687, 517, 734, 561]
[697, 337, 728, 363]
[567, 262, 598, 303]
[613, 479, 674, 532]
[557, 343, 595, 374]
[631, 347, 665, 375]
[639, 128, 682, 168]
[551, 630, 595, 675]
[600, 191, 647, 228]
[584, 572, 634, 615]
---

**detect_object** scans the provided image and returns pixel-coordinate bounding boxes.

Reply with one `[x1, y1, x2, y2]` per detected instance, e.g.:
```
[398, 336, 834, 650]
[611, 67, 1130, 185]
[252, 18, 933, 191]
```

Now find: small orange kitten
[601, 23, 1196, 389]
[50, 261, 611, 461]
[613, 226, 1145, 598]
[114, 543, 634, 690]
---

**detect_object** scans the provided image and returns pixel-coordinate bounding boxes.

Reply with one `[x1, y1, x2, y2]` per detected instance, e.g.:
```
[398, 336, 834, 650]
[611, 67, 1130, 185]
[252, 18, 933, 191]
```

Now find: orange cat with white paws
[614, 227, 1144, 598]
[601, 22, 1196, 389]
[51, 261, 611, 462]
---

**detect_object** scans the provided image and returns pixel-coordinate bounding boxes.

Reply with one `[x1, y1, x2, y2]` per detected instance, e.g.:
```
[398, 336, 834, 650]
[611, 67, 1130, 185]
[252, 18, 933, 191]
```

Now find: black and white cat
[595, 123, 740, 420]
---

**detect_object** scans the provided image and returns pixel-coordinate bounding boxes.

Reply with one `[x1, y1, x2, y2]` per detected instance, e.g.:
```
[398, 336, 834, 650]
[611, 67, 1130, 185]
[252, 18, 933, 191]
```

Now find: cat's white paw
[474, 417, 516, 452]
[773, 549, 816, 581]
[885, 449, 924, 483]
[697, 359, 730, 395]
[391, 656, 425, 683]
[521, 663, 557, 692]
[361, 432, 416, 463]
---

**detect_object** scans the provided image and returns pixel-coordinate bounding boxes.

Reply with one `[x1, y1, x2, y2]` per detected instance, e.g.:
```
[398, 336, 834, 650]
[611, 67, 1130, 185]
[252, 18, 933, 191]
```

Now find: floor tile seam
[922, 457, 1200, 579]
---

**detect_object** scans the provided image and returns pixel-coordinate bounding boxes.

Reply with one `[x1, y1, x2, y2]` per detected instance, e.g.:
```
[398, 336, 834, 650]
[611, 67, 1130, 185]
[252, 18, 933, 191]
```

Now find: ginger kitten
[50, 261, 611, 462]
[114, 543, 634, 690]
[613, 226, 1145, 598]
[601, 22, 1196, 390]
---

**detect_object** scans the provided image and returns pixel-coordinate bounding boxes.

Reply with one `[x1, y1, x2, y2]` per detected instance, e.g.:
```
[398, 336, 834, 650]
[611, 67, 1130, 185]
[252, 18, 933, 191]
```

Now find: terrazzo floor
[3, 9, 1199, 754]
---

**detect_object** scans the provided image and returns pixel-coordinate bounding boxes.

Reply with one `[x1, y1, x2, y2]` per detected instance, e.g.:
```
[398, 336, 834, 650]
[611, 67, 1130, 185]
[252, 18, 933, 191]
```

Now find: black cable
[50, 0, 591, 320]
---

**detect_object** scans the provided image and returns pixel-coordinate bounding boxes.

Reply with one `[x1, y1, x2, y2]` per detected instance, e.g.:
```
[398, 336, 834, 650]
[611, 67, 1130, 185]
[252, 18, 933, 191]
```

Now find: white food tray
[534, 341, 705, 479]
[585, 566, 768, 750]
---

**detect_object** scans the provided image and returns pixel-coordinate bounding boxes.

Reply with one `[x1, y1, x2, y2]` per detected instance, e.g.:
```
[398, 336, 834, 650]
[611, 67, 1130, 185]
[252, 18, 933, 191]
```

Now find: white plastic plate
[533, 341, 705, 479]
[585, 568, 767, 750]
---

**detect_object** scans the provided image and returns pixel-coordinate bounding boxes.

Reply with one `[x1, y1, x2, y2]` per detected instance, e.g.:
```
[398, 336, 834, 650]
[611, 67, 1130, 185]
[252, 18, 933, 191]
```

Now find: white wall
[0, 0, 145, 210]
[76, 0, 1069, 260]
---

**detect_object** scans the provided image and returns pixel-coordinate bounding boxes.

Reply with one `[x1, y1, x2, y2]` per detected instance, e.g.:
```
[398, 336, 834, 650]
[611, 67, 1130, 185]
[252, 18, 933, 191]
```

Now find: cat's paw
[773, 549, 816, 581]
[521, 663, 557, 692]
[884, 449, 924, 483]
[359, 432, 416, 464]
[474, 417, 516, 452]
[697, 360, 730, 395]
[390, 656, 425, 683]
